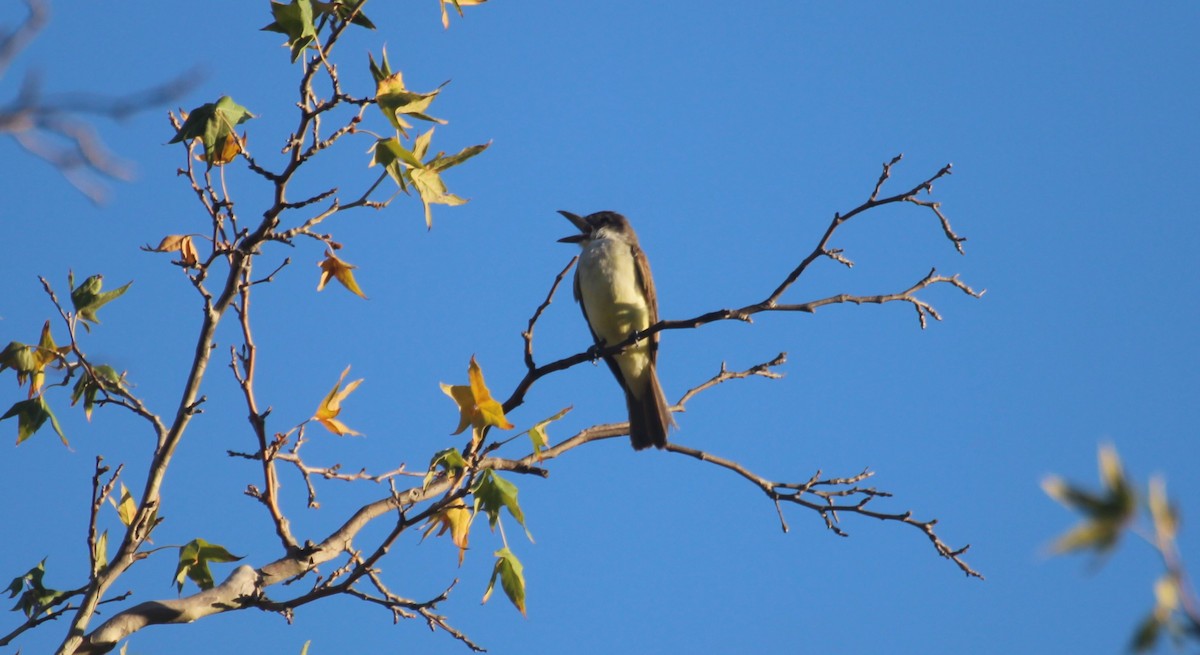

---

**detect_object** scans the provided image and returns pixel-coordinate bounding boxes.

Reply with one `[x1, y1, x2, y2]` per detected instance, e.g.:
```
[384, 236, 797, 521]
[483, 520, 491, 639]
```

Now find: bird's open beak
[557, 210, 589, 243]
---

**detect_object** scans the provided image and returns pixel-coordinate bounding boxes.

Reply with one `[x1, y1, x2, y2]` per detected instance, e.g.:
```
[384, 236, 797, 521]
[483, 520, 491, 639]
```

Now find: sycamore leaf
[317, 250, 368, 299]
[0, 341, 39, 387]
[422, 498, 473, 565]
[109, 483, 138, 527]
[428, 141, 491, 172]
[371, 57, 448, 136]
[2, 396, 67, 446]
[6, 560, 66, 618]
[525, 406, 572, 461]
[262, 0, 317, 63]
[70, 274, 133, 328]
[321, 0, 376, 29]
[169, 96, 256, 167]
[471, 470, 529, 538]
[71, 364, 126, 421]
[1, 322, 68, 398]
[440, 0, 488, 30]
[313, 366, 364, 436]
[481, 547, 525, 616]
[439, 356, 513, 437]
[173, 538, 243, 592]
[145, 235, 201, 266]
[1042, 444, 1137, 556]
[423, 447, 467, 490]
[368, 137, 422, 189]
[367, 48, 393, 85]
[410, 166, 467, 230]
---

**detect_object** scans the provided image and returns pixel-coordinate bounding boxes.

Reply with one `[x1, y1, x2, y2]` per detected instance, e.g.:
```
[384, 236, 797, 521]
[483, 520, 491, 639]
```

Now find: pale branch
[230, 267, 299, 553]
[0, 591, 130, 648]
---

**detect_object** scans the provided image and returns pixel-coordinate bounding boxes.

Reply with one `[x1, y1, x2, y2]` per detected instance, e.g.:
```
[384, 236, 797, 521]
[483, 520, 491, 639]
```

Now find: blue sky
[3, 1, 1199, 653]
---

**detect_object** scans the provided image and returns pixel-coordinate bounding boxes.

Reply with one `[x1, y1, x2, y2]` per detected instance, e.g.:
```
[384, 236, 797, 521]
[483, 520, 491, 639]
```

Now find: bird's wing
[631, 241, 660, 363]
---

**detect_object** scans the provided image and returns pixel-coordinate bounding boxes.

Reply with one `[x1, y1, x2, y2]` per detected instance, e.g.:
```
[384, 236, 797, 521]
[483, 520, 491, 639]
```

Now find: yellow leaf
[440, 356, 513, 437]
[209, 131, 247, 166]
[314, 366, 364, 436]
[317, 250, 368, 299]
[469, 356, 512, 430]
[423, 498, 472, 565]
[440, 382, 477, 436]
[109, 483, 137, 527]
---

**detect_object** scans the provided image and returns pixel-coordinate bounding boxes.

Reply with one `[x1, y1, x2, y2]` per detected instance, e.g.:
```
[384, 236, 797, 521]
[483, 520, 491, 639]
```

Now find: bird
[558, 210, 675, 450]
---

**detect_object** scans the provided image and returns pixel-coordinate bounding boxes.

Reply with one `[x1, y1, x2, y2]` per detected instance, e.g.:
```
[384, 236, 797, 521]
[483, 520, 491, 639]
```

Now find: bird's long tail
[626, 365, 674, 450]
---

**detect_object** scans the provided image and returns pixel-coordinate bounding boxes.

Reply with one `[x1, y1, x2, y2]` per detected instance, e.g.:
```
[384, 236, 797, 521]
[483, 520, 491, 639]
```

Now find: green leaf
[6, 560, 66, 618]
[262, 0, 317, 63]
[428, 141, 491, 172]
[369, 137, 422, 188]
[1042, 444, 1138, 557]
[2, 396, 66, 446]
[371, 62, 448, 136]
[169, 96, 256, 167]
[482, 547, 526, 616]
[367, 48, 393, 84]
[410, 167, 467, 230]
[70, 274, 133, 327]
[423, 447, 467, 490]
[173, 539, 243, 592]
[1130, 612, 1162, 652]
[320, 0, 375, 29]
[471, 470, 527, 533]
[71, 364, 126, 421]
[0, 341, 38, 385]
[524, 406, 572, 461]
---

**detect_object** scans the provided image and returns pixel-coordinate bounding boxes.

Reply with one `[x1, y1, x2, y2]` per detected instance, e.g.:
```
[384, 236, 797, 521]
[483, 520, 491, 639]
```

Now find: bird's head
[557, 210, 634, 244]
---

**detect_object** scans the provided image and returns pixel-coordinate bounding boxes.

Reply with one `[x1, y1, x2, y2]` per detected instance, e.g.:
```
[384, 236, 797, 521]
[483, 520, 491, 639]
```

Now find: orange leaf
[313, 366, 364, 436]
[317, 250, 368, 299]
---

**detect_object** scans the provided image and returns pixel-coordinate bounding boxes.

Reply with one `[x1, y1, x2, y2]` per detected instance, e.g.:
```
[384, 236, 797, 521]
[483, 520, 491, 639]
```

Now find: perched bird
[558, 210, 674, 450]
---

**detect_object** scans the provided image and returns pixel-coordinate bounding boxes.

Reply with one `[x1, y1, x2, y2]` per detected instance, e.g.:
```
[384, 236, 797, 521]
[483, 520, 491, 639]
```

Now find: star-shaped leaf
[262, 0, 317, 63]
[173, 538, 243, 592]
[369, 49, 448, 137]
[169, 96, 256, 167]
[440, 0, 488, 30]
[440, 356, 513, 438]
[313, 366, 364, 436]
[525, 406, 572, 461]
[6, 560, 66, 618]
[482, 547, 526, 617]
[423, 447, 467, 490]
[422, 498, 473, 566]
[1, 321, 70, 397]
[317, 250, 368, 299]
[1042, 443, 1136, 555]
[70, 274, 133, 329]
[2, 396, 67, 446]
[71, 364, 126, 421]
[471, 470, 529, 538]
